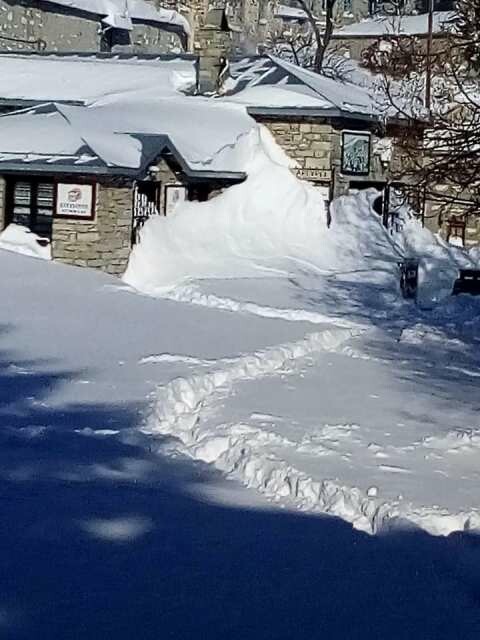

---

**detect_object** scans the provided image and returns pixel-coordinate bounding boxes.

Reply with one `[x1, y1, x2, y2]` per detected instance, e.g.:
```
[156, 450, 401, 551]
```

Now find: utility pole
[425, 0, 434, 115]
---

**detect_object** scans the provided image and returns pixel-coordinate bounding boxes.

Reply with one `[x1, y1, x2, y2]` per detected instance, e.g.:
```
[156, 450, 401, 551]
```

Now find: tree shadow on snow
[287, 271, 480, 412]
[1, 349, 480, 640]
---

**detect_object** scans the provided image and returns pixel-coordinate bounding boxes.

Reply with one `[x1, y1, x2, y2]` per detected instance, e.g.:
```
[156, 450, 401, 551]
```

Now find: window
[8, 178, 54, 238]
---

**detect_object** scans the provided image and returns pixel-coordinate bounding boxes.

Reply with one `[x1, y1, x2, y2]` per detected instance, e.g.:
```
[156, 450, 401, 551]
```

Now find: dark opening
[132, 181, 161, 245]
[100, 27, 131, 52]
[188, 184, 211, 202]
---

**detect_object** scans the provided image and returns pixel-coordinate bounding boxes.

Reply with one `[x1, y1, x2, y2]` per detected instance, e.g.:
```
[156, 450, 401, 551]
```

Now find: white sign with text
[56, 183, 94, 219]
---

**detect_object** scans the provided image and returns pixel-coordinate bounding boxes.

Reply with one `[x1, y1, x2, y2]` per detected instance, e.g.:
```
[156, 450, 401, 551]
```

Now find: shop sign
[295, 168, 331, 181]
[56, 183, 95, 219]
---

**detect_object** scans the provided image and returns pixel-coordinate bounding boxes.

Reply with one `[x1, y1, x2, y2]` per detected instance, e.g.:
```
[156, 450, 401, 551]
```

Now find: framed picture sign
[55, 182, 95, 220]
[341, 131, 371, 176]
[164, 184, 187, 216]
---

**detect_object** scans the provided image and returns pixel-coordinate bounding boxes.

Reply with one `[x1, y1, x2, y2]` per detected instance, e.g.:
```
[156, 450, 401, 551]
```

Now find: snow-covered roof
[333, 11, 455, 38]
[219, 55, 379, 120]
[0, 97, 255, 178]
[37, 0, 190, 35]
[274, 4, 310, 21]
[0, 53, 198, 107]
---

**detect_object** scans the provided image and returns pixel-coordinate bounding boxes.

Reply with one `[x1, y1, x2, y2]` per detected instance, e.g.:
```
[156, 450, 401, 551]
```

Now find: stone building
[0, 0, 190, 53]
[218, 55, 403, 215]
[0, 50, 200, 112]
[0, 95, 248, 274]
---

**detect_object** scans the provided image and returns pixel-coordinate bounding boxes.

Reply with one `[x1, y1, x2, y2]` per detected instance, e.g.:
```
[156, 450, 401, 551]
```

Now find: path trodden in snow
[3, 249, 480, 638]
[142, 274, 480, 538]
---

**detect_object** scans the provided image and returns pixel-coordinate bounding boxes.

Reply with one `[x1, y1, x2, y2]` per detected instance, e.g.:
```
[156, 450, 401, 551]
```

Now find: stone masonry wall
[258, 117, 388, 197]
[0, 0, 99, 51]
[131, 23, 182, 53]
[52, 179, 133, 276]
[260, 119, 334, 180]
[0, 0, 183, 53]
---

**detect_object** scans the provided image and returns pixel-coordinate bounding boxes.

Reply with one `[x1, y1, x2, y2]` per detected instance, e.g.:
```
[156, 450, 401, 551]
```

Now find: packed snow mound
[125, 124, 476, 301]
[124, 126, 401, 293]
[0, 224, 51, 260]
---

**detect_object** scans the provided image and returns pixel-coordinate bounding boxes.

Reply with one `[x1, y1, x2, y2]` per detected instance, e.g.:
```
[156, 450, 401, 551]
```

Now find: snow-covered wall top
[0, 54, 197, 106]
[38, 0, 190, 35]
[333, 11, 455, 38]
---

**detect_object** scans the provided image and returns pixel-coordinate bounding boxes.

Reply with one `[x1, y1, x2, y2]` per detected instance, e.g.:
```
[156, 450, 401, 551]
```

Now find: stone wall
[0, 0, 99, 51]
[260, 119, 333, 178]
[52, 179, 133, 276]
[258, 117, 388, 197]
[131, 23, 182, 53]
[424, 199, 480, 247]
[0, 0, 183, 53]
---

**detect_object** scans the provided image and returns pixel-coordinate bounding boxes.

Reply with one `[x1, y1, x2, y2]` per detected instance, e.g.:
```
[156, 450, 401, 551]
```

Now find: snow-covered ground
[2, 247, 480, 638]
[3, 130, 480, 634]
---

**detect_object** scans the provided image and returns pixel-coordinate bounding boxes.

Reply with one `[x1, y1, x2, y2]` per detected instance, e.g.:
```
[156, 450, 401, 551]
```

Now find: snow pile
[124, 127, 402, 293]
[125, 122, 475, 304]
[0, 224, 51, 260]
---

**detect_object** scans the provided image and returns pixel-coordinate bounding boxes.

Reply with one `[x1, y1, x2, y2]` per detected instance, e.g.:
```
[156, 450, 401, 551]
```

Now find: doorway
[132, 181, 161, 245]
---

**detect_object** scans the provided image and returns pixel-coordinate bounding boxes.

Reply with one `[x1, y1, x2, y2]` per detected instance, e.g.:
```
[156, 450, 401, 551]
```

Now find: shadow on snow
[0, 346, 480, 639]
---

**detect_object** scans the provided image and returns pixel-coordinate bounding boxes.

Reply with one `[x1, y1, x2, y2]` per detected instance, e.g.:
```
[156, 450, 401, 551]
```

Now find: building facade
[0, 0, 188, 53]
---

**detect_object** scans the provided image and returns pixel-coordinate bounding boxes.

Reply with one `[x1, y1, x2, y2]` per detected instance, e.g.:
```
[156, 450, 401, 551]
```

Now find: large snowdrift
[124, 123, 474, 303]
[124, 125, 402, 293]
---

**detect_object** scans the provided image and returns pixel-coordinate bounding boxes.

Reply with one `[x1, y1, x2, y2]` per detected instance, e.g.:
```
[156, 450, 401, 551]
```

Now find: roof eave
[247, 105, 380, 123]
[0, 161, 246, 182]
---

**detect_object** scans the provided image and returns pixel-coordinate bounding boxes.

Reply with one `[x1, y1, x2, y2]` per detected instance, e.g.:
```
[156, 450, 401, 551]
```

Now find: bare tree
[265, 0, 338, 73]
[294, 0, 337, 72]
[361, 2, 480, 229]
